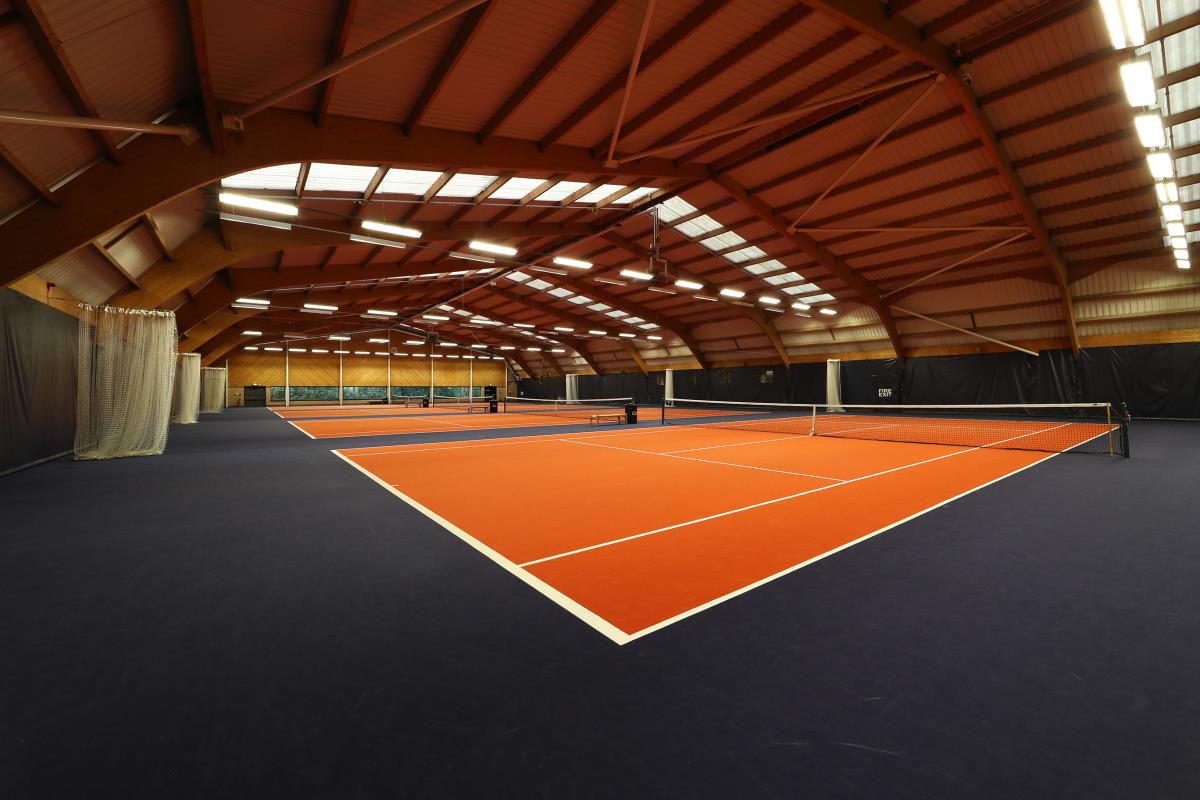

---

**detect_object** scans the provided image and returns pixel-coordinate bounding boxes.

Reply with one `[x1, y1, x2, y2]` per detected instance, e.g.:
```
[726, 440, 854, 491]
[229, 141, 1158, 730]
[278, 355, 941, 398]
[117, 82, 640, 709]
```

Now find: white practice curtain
[74, 305, 177, 460]
[826, 359, 843, 412]
[172, 353, 201, 424]
[565, 373, 579, 401]
[199, 367, 227, 413]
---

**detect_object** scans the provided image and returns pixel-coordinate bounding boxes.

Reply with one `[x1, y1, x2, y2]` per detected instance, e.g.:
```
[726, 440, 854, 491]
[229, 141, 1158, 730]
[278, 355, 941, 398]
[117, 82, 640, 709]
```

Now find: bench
[589, 412, 626, 425]
[466, 403, 492, 413]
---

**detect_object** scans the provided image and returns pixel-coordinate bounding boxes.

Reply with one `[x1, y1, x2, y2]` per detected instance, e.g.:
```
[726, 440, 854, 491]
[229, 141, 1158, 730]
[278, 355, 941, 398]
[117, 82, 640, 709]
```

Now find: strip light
[675, 279, 703, 290]
[349, 234, 406, 250]
[1157, 183, 1180, 203]
[1134, 114, 1166, 148]
[219, 212, 292, 231]
[758, 296, 780, 305]
[1163, 204, 1183, 222]
[469, 241, 517, 256]
[423, 314, 450, 321]
[367, 338, 389, 343]
[328, 335, 350, 341]
[1120, 61, 1157, 107]
[620, 268, 653, 281]
[719, 288, 745, 299]
[449, 252, 496, 264]
[1099, 0, 1146, 49]
[218, 192, 299, 216]
[304, 303, 338, 311]
[241, 330, 262, 336]
[1167, 222, 1185, 237]
[553, 256, 592, 269]
[362, 220, 421, 238]
[792, 302, 811, 311]
[404, 339, 424, 345]
[588, 329, 607, 335]
[819, 308, 837, 316]
[366, 309, 397, 316]
[1147, 152, 1174, 179]
[235, 297, 270, 306]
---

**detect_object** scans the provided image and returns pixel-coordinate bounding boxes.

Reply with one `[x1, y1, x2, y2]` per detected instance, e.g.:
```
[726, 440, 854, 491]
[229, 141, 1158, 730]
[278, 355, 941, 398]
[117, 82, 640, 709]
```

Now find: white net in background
[74, 305, 178, 460]
[172, 353, 201, 424]
[200, 367, 227, 413]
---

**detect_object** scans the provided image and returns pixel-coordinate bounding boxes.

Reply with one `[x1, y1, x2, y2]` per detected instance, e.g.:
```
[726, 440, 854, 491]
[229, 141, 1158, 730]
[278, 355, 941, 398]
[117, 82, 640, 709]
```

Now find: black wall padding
[516, 376, 566, 399]
[521, 342, 1200, 420]
[0, 289, 78, 475]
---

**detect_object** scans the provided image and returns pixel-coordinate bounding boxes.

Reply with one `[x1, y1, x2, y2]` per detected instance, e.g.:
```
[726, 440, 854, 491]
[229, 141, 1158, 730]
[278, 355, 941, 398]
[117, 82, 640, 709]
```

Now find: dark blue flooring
[2, 409, 1199, 798]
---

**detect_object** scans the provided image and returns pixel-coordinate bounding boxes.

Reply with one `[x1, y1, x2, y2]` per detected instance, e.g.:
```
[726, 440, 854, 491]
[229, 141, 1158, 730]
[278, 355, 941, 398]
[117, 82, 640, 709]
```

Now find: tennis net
[662, 398, 1128, 456]
[504, 396, 632, 420]
[433, 395, 490, 407]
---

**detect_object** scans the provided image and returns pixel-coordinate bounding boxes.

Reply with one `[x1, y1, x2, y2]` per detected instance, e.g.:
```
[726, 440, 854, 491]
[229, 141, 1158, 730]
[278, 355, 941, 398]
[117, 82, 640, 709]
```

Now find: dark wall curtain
[0, 289, 78, 475]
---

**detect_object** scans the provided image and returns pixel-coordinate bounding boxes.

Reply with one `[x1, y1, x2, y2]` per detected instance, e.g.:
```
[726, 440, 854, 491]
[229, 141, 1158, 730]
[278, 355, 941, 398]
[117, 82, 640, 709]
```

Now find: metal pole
[0, 108, 200, 142]
[891, 305, 1040, 356]
[284, 347, 290, 407]
[884, 232, 1029, 297]
[604, 0, 657, 166]
[338, 353, 343, 406]
[227, 0, 489, 125]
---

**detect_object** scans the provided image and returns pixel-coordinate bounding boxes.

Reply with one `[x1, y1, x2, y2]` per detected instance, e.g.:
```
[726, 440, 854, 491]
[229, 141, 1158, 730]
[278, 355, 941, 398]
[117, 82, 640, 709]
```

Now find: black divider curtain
[0, 290, 78, 475]
[519, 342, 1200, 419]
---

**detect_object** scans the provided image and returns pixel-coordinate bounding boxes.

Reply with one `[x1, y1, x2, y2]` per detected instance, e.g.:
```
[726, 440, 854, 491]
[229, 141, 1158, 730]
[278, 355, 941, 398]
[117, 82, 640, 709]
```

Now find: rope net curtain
[172, 353, 201, 424]
[826, 359, 843, 412]
[199, 367, 226, 413]
[74, 305, 177, 460]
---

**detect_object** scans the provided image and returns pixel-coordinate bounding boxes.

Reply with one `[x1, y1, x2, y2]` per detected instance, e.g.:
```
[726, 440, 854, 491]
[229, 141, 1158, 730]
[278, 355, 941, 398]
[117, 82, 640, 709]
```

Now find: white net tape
[74, 305, 177, 460]
[173, 353, 201, 424]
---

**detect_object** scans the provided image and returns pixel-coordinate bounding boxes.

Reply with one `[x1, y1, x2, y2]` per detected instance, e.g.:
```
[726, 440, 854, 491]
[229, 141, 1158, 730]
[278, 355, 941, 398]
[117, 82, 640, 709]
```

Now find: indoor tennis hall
[2, 1, 1199, 797]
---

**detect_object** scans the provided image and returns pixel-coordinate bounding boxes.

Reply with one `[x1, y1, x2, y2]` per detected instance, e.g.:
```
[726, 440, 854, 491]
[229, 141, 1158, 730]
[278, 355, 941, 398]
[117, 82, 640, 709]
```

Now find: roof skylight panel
[534, 181, 588, 202]
[638, 323, 659, 329]
[699, 231, 747, 251]
[674, 215, 722, 238]
[725, 246, 768, 263]
[763, 272, 805, 286]
[743, 259, 785, 275]
[526, 278, 553, 290]
[604, 309, 627, 318]
[435, 173, 498, 197]
[781, 283, 821, 295]
[567, 295, 593, 304]
[547, 287, 573, 298]
[587, 303, 611, 312]
[624, 316, 644, 324]
[506, 271, 531, 282]
[611, 187, 658, 204]
[577, 184, 626, 203]
[800, 293, 836, 303]
[655, 196, 697, 222]
[489, 177, 547, 200]
[304, 163, 379, 192]
[376, 168, 444, 195]
[221, 164, 301, 189]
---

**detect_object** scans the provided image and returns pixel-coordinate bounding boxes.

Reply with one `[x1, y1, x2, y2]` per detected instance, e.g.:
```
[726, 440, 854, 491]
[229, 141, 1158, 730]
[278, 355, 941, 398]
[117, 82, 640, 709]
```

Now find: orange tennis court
[274, 403, 471, 419]
[334, 417, 1111, 643]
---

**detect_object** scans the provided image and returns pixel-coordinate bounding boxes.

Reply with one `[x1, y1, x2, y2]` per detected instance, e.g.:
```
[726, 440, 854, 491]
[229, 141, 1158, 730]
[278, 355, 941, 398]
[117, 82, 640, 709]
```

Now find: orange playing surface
[334, 421, 1105, 643]
[290, 409, 620, 438]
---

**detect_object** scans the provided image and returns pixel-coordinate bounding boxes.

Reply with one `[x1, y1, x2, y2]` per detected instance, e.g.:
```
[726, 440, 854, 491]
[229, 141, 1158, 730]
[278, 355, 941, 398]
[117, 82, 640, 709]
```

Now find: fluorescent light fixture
[1163, 204, 1183, 222]
[1178, 258, 1191, 269]
[618, 332, 636, 338]
[758, 296, 780, 305]
[1167, 222, 1185, 237]
[283, 333, 305, 339]
[531, 266, 568, 276]
[1120, 61, 1157, 107]
[235, 297, 270, 306]
[232, 303, 268, 310]
[303, 303, 337, 311]
[438, 342, 455, 347]
[1157, 182, 1180, 203]
[553, 326, 574, 332]
[647, 335, 662, 341]
[241, 330, 262, 336]
[526, 347, 542, 352]
[366, 309, 397, 316]
[500, 346, 516, 351]
[219, 212, 292, 231]
[553, 256, 592, 269]
[647, 287, 675, 295]
[403, 339, 424, 345]
[792, 302, 811, 311]
[1098, 0, 1145, 48]
[588, 330, 607, 335]
[514, 323, 535, 329]
[333, 350, 350, 354]
[1173, 249, 1190, 260]
[695, 295, 717, 302]
[719, 287, 745, 298]
[301, 308, 333, 316]
[394, 352, 408, 357]
[349, 234, 406, 250]
[361, 220, 421, 238]
[354, 350, 370, 355]
[620, 268, 654, 280]
[819, 308, 837, 316]
[430, 354, 443, 358]
[410, 353, 425, 357]
[469, 318, 501, 325]
[374, 351, 388, 356]
[1147, 151, 1175, 179]
[311, 348, 328, 354]
[263, 346, 282, 351]
[328, 335, 351, 341]
[471, 344, 487, 349]
[449, 252, 495, 264]
[675, 279, 703, 290]
[1134, 114, 1166, 148]
[422, 314, 450, 321]
[469, 240, 517, 256]
[288, 348, 306, 353]
[1170, 237, 1187, 249]
[217, 192, 298, 216]
[244, 346, 258, 351]
[550, 348, 565, 353]
[594, 277, 626, 285]
[367, 337, 389, 343]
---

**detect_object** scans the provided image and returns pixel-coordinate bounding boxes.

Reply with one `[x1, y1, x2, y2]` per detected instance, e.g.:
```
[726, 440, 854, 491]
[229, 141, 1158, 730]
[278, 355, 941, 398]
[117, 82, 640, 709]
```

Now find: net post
[1106, 404, 1113, 456]
[809, 404, 817, 436]
[661, 395, 667, 426]
[1120, 402, 1130, 458]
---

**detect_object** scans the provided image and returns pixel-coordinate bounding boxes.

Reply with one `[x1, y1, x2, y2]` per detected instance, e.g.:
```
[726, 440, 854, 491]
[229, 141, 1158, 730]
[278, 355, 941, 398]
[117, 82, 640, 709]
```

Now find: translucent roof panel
[547, 287, 573, 298]
[489, 177, 547, 200]
[577, 184, 626, 203]
[567, 295, 593, 304]
[763, 272, 805, 286]
[611, 187, 658, 204]
[725, 246, 768, 263]
[377, 168, 444, 195]
[304, 163, 378, 193]
[743, 259, 787, 275]
[799, 293, 836, 303]
[435, 173, 497, 198]
[506, 271, 531, 282]
[699, 231, 747, 251]
[655, 196, 698, 222]
[604, 309, 627, 318]
[587, 303, 611, 312]
[674, 215, 722, 238]
[221, 163, 301, 189]
[781, 283, 821, 295]
[535, 181, 588, 202]
[525, 278, 553, 291]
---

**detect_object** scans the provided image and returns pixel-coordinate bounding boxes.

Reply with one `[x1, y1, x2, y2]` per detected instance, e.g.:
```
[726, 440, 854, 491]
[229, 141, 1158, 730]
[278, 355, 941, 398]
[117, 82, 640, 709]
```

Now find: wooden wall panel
[391, 358, 432, 387]
[342, 355, 388, 386]
[289, 353, 340, 385]
[228, 351, 285, 386]
[224, 353, 507, 391]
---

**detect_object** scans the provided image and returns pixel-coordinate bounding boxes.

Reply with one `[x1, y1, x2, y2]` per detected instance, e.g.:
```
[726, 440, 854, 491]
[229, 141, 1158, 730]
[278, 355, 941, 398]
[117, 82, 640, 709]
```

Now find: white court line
[285, 419, 316, 440]
[562, 437, 846, 483]
[330, 450, 631, 646]
[664, 435, 810, 454]
[519, 422, 1075, 568]
[305, 416, 477, 438]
